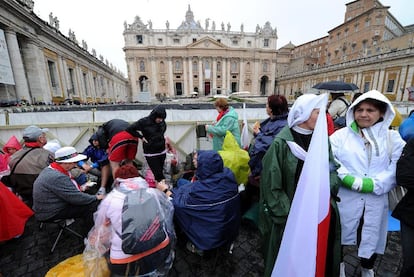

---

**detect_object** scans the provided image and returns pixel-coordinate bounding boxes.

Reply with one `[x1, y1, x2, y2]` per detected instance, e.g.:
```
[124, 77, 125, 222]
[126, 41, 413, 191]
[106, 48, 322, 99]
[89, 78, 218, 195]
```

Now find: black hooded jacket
[392, 138, 414, 228]
[126, 106, 167, 154]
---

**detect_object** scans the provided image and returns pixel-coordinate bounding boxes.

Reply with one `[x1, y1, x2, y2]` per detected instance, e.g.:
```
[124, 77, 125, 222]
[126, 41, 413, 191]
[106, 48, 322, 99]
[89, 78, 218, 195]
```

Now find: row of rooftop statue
[1, 90, 414, 276]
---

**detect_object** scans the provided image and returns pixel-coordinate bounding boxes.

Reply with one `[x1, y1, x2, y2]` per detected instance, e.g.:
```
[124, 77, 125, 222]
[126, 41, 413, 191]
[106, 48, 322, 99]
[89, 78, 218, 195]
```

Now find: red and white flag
[272, 93, 331, 277]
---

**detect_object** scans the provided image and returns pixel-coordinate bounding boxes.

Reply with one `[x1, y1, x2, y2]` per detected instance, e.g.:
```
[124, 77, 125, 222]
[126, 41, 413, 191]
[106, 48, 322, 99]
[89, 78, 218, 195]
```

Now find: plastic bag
[218, 131, 250, 185]
[388, 186, 407, 211]
[83, 223, 111, 276]
[83, 250, 110, 277]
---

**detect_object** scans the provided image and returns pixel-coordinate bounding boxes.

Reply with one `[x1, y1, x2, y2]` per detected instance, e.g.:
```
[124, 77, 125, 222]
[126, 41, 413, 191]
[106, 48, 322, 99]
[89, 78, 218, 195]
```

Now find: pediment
[187, 37, 227, 50]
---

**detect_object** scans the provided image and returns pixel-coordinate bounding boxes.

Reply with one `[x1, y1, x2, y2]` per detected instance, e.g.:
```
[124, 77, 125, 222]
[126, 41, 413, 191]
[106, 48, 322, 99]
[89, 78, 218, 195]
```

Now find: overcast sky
[33, 0, 413, 76]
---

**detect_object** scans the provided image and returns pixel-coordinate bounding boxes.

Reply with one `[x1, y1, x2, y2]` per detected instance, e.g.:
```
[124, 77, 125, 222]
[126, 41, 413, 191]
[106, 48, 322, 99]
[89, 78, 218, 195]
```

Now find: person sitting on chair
[33, 146, 104, 235]
[87, 164, 175, 276]
[158, 150, 240, 255]
[8, 125, 54, 207]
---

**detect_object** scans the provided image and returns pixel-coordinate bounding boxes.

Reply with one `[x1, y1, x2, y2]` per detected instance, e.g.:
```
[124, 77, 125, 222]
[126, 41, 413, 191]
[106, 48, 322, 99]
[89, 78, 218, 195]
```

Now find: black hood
[149, 106, 167, 120]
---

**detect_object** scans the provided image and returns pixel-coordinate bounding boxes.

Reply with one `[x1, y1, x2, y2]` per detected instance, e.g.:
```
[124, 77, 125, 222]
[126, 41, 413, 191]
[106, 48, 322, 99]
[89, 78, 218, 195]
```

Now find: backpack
[331, 97, 350, 128]
[118, 188, 170, 256]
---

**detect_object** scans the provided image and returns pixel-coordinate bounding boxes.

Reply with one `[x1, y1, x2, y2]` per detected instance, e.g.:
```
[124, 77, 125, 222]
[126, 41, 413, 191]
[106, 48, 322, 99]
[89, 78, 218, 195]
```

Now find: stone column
[198, 57, 203, 95]
[183, 57, 188, 95]
[57, 57, 68, 98]
[227, 59, 231, 93]
[269, 59, 277, 95]
[239, 58, 244, 92]
[128, 58, 138, 101]
[4, 28, 31, 102]
[253, 59, 260, 94]
[21, 38, 51, 104]
[402, 66, 414, 101]
[150, 57, 158, 94]
[222, 58, 226, 93]
[212, 58, 217, 94]
[374, 69, 382, 90]
[168, 57, 174, 96]
[188, 57, 193, 93]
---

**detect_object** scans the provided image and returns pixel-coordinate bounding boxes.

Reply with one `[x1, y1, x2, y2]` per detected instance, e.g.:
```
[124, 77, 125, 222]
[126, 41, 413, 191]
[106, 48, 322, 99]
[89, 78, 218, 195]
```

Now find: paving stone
[0, 216, 403, 276]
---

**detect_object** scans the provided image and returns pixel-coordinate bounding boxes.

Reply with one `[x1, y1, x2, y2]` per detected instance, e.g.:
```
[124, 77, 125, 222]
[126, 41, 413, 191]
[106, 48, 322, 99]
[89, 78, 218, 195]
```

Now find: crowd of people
[1, 92, 413, 276]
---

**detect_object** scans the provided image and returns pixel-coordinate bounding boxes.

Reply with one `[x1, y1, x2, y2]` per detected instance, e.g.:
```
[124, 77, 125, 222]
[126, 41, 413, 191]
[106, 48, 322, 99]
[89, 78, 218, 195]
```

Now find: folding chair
[39, 218, 83, 253]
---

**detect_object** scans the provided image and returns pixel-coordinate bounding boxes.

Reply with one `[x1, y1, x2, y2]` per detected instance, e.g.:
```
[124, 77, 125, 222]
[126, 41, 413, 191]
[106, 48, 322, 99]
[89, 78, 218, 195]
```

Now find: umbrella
[312, 81, 359, 92]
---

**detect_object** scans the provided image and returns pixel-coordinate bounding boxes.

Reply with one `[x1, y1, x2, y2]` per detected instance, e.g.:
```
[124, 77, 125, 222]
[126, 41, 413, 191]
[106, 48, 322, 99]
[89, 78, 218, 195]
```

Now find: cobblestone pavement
[0, 216, 402, 276]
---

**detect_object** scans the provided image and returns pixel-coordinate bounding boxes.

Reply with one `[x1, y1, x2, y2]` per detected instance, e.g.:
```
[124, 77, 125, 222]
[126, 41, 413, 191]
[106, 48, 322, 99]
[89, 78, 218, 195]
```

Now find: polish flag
[272, 93, 331, 277]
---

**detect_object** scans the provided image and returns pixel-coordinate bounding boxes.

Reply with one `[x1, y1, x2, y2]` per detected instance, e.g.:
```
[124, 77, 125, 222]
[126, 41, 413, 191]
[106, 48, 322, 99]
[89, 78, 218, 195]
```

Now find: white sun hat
[54, 146, 87, 163]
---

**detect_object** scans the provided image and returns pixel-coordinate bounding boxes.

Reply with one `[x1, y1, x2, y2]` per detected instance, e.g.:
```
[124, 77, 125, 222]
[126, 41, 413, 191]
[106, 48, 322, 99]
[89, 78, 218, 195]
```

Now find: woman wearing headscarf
[330, 90, 405, 277]
[258, 94, 342, 277]
[126, 106, 167, 183]
[205, 98, 241, 151]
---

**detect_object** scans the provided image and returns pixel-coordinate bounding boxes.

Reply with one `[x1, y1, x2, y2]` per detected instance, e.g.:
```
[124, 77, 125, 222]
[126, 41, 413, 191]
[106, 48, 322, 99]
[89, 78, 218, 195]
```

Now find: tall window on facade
[204, 60, 211, 79]
[362, 40, 368, 55]
[363, 81, 370, 92]
[139, 60, 145, 72]
[68, 68, 76, 96]
[82, 72, 88, 96]
[231, 61, 237, 73]
[175, 82, 183, 96]
[47, 60, 58, 94]
[217, 61, 221, 72]
[100, 76, 105, 96]
[160, 61, 165, 72]
[175, 60, 182, 71]
[192, 61, 198, 72]
[264, 39, 269, 47]
[386, 79, 395, 93]
[136, 35, 143, 44]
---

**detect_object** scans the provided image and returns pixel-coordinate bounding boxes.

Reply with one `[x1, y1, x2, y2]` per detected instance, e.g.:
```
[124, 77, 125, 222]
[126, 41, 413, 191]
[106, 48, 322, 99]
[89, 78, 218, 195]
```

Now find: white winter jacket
[330, 90, 405, 258]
